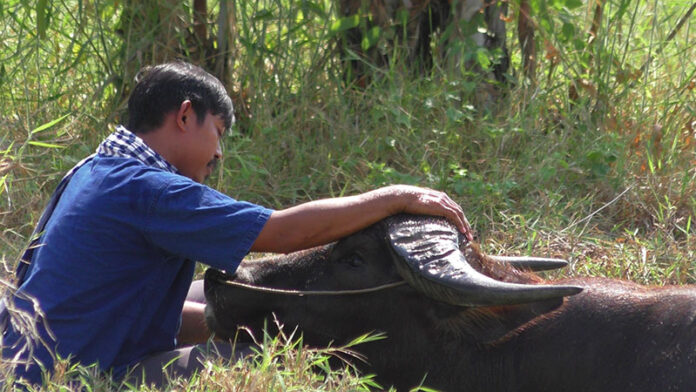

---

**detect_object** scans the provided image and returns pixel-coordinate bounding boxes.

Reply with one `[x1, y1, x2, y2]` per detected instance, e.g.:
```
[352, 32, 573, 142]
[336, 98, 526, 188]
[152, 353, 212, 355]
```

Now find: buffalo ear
[383, 214, 582, 307]
[204, 269, 237, 339]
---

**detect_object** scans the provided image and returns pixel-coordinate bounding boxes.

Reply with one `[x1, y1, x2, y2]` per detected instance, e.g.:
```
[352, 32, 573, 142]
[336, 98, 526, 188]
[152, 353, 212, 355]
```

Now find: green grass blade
[30, 113, 70, 135]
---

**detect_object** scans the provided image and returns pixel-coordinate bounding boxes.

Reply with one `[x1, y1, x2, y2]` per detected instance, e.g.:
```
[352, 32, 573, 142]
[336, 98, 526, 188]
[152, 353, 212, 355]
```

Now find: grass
[1, 0, 695, 389]
[3, 320, 383, 391]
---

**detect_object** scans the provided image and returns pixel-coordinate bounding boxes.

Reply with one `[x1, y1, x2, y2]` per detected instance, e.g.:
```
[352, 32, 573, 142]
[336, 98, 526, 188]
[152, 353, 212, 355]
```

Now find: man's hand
[377, 185, 473, 241]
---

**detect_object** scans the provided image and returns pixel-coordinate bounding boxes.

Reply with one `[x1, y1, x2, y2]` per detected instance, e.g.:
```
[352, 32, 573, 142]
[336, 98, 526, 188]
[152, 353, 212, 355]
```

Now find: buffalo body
[205, 215, 696, 391]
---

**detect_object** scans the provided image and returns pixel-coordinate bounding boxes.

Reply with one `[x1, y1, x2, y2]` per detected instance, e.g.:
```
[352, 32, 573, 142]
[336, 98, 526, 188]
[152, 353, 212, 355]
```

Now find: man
[1, 62, 472, 386]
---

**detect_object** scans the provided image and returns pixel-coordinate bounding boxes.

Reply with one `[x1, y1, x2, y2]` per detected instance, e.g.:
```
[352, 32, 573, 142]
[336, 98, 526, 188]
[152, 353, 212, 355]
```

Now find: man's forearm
[251, 185, 470, 254]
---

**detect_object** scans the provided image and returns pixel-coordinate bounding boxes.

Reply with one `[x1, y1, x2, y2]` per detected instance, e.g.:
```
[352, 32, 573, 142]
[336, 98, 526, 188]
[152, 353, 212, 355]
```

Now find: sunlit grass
[1, 318, 384, 391]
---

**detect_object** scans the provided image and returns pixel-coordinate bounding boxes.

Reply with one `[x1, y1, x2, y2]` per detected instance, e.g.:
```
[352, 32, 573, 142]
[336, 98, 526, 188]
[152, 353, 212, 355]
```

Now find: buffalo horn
[489, 256, 569, 271]
[384, 214, 583, 307]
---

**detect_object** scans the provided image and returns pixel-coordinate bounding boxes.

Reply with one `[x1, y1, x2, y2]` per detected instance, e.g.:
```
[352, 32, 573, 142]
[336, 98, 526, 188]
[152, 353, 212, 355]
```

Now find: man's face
[178, 111, 225, 183]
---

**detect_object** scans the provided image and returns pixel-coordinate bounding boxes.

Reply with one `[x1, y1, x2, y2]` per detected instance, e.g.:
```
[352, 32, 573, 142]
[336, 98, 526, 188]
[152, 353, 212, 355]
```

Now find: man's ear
[175, 100, 194, 131]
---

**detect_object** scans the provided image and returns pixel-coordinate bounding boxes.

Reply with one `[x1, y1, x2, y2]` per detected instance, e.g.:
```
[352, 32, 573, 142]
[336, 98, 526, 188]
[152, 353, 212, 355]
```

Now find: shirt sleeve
[144, 175, 273, 271]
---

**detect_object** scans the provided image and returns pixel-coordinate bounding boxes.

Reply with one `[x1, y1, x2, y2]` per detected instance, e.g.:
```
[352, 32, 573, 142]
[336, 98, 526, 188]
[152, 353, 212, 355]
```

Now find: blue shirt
[3, 155, 272, 382]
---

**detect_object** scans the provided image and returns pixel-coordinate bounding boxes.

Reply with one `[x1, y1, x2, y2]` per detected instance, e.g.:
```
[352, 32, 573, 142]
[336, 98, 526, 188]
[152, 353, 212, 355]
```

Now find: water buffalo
[204, 214, 696, 391]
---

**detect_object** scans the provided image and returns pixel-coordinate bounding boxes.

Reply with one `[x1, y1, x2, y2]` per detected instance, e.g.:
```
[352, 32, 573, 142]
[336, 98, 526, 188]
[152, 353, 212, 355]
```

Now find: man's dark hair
[127, 61, 234, 134]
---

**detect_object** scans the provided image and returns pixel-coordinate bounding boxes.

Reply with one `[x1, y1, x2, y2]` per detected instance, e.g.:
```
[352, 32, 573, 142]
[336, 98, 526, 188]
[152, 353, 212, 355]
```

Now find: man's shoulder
[60, 155, 188, 215]
[85, 155, 226, 206]
[86, 155, 183, 188]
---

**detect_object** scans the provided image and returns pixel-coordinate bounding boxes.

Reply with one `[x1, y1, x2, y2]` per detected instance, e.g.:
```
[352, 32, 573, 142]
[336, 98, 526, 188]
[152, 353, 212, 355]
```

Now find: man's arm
[251, 185, 472, 254]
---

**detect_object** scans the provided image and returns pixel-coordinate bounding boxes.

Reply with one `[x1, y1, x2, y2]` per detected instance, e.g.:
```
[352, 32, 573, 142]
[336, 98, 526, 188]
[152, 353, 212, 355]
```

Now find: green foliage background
[1, 0, 695, 389]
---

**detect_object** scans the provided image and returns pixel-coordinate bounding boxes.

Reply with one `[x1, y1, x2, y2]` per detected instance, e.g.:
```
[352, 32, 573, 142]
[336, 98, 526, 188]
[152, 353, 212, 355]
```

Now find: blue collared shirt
[3, 154, 272, 383]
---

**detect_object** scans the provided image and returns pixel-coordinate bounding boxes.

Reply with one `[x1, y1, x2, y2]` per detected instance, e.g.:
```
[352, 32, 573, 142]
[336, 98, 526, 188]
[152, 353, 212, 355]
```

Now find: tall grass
[1, 0, 695, 389]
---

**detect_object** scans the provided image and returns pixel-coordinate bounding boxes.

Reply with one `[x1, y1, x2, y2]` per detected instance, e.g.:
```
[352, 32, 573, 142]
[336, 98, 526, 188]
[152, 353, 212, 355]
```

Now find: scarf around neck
[96, 125, 179, 174]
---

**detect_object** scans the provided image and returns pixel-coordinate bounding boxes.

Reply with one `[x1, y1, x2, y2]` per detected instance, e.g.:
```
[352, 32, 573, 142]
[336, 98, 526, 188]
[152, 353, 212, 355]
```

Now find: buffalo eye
[341, 253, 365, 269]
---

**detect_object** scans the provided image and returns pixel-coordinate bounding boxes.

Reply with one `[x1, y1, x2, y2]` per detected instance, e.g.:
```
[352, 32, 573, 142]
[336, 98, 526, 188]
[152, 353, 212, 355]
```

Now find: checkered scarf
[96, 125, 179, 174]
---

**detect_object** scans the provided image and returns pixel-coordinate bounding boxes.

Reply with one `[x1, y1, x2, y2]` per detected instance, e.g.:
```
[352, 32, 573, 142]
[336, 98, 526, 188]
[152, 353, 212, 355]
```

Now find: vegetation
[1, 0, 695, 390]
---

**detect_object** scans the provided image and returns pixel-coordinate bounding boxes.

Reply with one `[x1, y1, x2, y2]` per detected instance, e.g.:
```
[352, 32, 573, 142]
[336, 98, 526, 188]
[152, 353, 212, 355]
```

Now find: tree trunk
[518, 0, 536, 83]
